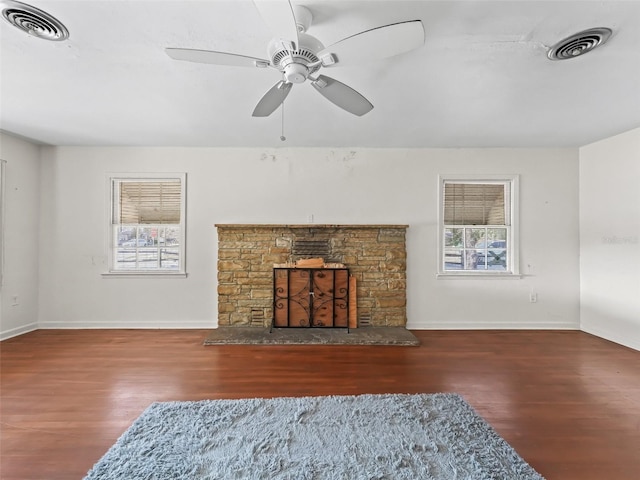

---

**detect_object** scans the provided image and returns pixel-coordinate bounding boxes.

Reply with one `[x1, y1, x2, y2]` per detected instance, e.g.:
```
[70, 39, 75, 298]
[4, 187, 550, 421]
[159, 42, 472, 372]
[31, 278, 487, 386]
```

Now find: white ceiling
[1, 0, 639, 148]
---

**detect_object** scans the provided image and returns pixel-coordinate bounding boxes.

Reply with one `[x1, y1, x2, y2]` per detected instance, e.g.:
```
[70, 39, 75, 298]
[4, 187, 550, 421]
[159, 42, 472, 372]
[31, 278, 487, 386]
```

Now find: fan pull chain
[280, 101, 286, 141]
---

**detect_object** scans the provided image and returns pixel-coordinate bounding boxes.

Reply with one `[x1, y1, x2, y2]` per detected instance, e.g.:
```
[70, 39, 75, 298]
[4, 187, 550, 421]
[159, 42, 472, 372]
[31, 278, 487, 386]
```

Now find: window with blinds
[439, 176, 518, 275]
[108, 174, 186, 275]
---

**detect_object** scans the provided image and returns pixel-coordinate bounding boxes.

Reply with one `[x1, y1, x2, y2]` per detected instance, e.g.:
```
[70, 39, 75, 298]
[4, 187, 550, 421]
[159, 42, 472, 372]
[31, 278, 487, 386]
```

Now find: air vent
[358, 314, 371, 327]
[1, 0, 69, 41]
[547, 28, 611, 60]
[292, 238, 331, 259]
[251, 309, 265, 327]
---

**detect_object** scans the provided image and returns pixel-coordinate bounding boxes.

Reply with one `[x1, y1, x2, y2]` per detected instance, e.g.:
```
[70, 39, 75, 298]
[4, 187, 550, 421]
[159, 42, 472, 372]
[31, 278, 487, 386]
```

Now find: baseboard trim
[0, 323, 38, 341]
[2, 321, 589, 338]
[38, 320, 217, 330]
[580, 325, 640, 351]
[407, 320, 580, 330]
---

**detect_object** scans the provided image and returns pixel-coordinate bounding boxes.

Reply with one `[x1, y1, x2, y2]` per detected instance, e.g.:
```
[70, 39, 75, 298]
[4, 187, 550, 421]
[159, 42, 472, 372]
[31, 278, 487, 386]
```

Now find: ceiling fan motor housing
[268, 32, 324, 82]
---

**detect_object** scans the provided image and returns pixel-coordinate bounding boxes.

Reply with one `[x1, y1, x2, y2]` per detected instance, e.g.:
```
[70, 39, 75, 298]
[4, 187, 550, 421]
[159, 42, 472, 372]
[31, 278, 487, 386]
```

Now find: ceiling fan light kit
[165, 0, 425, 118]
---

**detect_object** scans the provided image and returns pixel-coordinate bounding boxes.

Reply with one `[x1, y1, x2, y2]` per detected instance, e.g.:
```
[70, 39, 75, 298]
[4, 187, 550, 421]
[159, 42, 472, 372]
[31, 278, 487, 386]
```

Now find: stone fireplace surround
[215, 224, 408, 328]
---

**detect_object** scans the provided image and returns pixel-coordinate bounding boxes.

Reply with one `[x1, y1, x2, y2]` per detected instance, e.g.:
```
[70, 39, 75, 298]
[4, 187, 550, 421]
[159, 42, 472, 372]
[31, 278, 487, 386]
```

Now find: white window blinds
[444, 183, 507, 225]
[117, 180, 181, 224]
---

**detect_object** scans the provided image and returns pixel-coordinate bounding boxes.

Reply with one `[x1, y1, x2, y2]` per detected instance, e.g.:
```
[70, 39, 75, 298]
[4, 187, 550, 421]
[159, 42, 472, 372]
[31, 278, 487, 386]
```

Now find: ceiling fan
[165, 0, 424, 117]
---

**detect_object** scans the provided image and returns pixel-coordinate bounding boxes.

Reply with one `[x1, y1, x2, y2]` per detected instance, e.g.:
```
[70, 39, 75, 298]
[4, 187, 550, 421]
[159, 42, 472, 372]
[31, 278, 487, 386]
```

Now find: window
[438, 175, 519, 276]
[107, 173, 186, 276]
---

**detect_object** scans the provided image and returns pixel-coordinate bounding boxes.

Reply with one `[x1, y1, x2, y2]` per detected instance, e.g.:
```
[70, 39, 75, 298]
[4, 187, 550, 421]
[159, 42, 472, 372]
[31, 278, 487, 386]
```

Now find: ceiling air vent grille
[1, 0, 69, 41]
[547, 28, 611, 60]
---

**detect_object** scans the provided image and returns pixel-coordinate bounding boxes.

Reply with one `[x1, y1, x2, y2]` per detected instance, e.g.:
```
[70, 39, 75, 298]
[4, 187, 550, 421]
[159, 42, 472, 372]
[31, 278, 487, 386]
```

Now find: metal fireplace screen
[273, 268, 349, 329]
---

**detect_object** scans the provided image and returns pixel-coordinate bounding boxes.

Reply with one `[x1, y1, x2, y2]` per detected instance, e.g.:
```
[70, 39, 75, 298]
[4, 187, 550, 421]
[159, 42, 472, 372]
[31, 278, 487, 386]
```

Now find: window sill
[102, 272, 188, 279]
[436, 272, 522, 280]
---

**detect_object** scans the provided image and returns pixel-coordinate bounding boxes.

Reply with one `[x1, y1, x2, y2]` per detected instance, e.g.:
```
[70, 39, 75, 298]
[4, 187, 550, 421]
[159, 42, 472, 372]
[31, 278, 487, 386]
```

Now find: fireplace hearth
[203, 326, 420, 346]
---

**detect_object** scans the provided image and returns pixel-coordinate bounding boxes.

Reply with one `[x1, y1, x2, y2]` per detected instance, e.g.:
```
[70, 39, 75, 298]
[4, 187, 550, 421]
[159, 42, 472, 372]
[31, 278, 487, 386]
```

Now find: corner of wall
[579, 127, 640, 351]
[0, 132, 42, 340]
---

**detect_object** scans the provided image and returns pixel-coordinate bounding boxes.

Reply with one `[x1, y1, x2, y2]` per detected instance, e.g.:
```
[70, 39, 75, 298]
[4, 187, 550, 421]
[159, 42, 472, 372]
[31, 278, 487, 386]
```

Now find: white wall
[36, 146, 580, 330]
[0, 133, 40, 340]
[579, 128, 640, 350]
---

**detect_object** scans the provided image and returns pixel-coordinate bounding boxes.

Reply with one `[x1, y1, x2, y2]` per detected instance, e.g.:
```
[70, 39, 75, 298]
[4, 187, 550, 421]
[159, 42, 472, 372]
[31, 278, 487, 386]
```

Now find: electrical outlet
[529, 292, 538, 303]
[307, 214, 314, 223]
[11, 294, 19, 306]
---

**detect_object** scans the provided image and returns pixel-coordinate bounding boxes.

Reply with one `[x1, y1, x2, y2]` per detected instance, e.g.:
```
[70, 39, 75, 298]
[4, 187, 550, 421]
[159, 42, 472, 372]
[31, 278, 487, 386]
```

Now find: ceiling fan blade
[317, 20, 425, 66]
[311, 75, 373, 116]
[252, 80, 293, 117]
[253, 0, 299, 49]
[165, 48, 270, 68]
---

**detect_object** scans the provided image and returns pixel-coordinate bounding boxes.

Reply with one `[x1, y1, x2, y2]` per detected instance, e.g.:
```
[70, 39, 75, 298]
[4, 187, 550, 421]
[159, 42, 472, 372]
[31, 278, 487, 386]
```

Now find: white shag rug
[84, 393, 545, 480]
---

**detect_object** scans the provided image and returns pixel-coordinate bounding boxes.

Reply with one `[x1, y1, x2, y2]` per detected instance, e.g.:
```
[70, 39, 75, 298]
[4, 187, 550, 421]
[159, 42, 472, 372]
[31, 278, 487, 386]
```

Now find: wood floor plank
[1, 329, 639, 479]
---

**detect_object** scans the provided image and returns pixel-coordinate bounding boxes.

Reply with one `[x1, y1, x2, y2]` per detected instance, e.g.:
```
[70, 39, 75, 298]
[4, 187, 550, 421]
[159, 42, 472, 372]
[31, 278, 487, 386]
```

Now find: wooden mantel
[215, 224, 409, 229]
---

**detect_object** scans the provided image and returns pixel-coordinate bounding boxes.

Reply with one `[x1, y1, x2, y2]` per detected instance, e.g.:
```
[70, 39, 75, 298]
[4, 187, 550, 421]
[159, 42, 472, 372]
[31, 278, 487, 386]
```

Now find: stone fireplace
[215, 224, 408, 328]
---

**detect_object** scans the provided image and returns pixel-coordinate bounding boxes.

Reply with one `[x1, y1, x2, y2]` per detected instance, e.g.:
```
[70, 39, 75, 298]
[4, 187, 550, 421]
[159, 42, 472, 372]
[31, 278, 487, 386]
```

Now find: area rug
[203, 327, 420, 346]
[84, 393, 544, 480]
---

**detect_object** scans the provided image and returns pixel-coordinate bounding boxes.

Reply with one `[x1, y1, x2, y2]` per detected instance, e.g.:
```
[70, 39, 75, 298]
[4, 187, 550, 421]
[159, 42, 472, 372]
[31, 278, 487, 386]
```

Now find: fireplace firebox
[273, 267, 350, 330]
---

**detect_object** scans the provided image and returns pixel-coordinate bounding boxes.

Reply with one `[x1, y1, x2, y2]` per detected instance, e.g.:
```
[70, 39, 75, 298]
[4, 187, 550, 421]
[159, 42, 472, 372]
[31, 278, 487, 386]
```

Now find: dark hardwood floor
[1, 329, 639, 479]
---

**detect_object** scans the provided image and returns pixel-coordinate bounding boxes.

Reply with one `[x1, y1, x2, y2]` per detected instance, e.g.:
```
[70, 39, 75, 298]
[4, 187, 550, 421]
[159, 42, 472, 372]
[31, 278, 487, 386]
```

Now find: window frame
[103, 172, 187, 278]
[437, 174, 520, 278]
